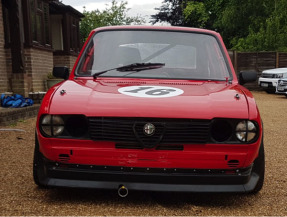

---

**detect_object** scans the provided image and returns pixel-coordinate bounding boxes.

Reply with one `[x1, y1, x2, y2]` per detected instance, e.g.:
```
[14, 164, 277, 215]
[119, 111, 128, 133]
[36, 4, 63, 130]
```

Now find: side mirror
[52, 66, 70, 80]
[238, 71, 257, 85]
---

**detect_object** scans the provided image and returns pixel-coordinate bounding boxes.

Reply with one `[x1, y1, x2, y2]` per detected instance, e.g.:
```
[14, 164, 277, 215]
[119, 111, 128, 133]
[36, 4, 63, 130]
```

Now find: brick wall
[25, 48, 53, 92]
[10, 73, 30, 96]
[0, 2, 10, 94]
[1, 46, 53, 96]
[53, 55, 77, 72]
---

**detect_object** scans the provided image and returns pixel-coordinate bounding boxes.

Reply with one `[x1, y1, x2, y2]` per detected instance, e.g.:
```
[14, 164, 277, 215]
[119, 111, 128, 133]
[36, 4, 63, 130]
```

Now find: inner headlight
[235, 121, 257, 142]
[211, 119, 233, 142]
[40, 115, 65, 137]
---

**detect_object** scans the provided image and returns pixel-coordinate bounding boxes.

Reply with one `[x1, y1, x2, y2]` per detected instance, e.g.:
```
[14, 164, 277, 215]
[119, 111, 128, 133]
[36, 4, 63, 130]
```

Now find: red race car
[34, 26, 264, 196]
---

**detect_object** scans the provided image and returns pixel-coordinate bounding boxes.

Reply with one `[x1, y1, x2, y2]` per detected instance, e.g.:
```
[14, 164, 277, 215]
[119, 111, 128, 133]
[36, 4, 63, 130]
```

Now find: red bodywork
[36, 26, 262, 174]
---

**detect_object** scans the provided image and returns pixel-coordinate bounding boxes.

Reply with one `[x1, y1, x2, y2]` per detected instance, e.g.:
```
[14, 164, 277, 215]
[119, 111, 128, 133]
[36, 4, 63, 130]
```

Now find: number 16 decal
[118, 86, 184, 98]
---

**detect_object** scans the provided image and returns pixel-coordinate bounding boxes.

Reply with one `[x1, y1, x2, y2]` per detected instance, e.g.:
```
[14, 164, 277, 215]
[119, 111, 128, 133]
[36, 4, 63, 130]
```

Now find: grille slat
[166, 132, 208, 135]
[89, 118, 211, 147]
[262, 73, 275, 78]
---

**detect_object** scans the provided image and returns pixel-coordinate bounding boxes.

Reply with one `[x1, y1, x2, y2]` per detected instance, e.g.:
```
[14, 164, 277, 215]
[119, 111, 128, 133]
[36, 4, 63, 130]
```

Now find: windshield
[76, 30, 230, 80]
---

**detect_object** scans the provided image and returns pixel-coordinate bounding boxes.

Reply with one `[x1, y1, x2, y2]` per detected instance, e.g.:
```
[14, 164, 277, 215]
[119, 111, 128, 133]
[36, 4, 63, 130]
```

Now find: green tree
[80, 0, 145, 43]
[183, 1, 209, 28]
[150, 0, 189, 26]
[214, 0, 272, 48]
[151, 0, 287, 51]
[151, 0, 224, 29]
[232, 0, 287, 51]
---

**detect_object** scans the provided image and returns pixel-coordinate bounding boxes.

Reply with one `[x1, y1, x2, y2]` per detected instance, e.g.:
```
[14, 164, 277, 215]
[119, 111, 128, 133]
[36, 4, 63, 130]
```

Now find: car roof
[92, 25, 220, 37]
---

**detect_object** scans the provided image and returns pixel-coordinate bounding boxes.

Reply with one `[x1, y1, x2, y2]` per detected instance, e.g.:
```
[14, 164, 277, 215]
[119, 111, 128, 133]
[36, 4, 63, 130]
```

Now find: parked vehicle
[276, 78, 287, 97]
[258, 68, 287, 93]
[34, 26, 264, 196]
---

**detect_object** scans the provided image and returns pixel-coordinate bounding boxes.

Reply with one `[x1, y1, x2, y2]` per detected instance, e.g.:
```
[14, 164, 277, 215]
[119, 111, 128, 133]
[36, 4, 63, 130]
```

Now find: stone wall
[0, 105, 40, 126]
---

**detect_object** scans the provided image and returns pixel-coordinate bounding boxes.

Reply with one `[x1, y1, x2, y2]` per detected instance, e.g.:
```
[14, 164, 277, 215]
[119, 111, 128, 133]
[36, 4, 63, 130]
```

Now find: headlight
[65, 115, 88, 137]
[40, 115, 65, 137]
[235, 121, 257, 142]
[273, 73, 283, 78]
[211, 119, 233, 142]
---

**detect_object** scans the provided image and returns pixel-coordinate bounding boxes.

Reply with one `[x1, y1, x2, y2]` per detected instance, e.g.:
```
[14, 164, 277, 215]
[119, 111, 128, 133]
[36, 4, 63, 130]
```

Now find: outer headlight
[235, 120, 257, 142]
[273, 73, 283, 78]
[40, 115, 65, 137]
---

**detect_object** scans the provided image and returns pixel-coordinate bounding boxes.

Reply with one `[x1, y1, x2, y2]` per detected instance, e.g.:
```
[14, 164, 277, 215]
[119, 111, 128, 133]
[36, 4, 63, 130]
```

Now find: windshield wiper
[93, 62, 165, 78]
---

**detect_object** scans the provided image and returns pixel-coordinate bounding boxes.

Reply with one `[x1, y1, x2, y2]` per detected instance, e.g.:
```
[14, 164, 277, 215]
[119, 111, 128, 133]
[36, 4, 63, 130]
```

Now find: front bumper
[276, 85, 287, 94]
[37, 155, 260, 193]
[258, 78, 278, 90]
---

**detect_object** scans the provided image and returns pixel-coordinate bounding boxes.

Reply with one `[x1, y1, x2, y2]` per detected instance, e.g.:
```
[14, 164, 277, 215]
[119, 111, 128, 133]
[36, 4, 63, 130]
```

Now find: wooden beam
[22, 0, 32, 47]
[8, 0, 25, 73]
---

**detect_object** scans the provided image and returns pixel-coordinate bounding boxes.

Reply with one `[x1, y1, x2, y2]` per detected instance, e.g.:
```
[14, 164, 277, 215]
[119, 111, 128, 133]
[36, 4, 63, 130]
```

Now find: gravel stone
[0, 91, 286, 216]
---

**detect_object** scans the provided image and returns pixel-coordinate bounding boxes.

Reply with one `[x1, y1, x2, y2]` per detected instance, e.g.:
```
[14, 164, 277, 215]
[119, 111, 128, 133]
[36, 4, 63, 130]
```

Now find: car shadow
[43, 187, 257, 208]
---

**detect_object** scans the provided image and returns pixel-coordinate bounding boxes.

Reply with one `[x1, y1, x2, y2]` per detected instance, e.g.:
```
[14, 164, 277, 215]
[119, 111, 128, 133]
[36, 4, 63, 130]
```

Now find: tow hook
[118, 185, 128, 198]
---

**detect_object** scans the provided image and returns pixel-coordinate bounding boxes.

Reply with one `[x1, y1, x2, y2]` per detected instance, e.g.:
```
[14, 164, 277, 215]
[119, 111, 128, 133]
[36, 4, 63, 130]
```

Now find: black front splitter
[45, 173, 259, 193]
[36, 158, 260, 193]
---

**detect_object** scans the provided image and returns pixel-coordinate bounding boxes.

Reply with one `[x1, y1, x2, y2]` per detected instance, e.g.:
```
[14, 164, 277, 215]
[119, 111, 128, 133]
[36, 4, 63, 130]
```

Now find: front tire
[33, 134, 48, 188]
[265, 89, 274, 94]
[250, 140, 265, 193]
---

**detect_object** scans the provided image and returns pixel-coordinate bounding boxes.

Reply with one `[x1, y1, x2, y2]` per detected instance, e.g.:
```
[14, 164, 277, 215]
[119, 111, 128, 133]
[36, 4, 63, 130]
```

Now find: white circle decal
[118, 86, 184, 98]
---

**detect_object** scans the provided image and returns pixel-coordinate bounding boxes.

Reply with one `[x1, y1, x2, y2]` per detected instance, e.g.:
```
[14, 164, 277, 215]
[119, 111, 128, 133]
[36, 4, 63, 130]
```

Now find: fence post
[276, 52, 279, 68]
[234, 51, 238, 74]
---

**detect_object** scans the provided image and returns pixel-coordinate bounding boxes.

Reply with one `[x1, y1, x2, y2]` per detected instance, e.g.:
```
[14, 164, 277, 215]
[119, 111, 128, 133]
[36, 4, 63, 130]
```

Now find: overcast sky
[61, 0, 164, 24]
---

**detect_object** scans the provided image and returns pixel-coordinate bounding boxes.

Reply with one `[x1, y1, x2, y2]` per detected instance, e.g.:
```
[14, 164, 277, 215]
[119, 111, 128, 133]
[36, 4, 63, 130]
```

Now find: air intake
[58, 154, 70, 163]
[227, 160, 239, 168]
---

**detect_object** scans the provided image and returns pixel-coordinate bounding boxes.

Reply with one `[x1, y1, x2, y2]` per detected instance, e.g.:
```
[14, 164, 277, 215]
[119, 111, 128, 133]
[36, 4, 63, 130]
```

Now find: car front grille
[88, 117, 210, 148]
[262, 73, 275, 78]
[278, 80, 287, 86]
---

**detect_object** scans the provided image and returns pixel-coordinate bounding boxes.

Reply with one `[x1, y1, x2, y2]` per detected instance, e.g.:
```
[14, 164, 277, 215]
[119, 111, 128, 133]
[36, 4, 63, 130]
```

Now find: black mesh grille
[262, 73, 274, 78]
[89, 118, 210, 147]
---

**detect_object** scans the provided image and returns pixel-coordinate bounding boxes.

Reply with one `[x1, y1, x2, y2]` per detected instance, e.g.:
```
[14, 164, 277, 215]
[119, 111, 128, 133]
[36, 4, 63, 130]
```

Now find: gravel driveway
[0, 91, 286, 216]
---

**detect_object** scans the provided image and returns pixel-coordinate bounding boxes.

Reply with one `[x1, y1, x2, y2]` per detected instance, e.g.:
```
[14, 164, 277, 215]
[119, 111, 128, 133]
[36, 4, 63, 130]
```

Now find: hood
[48, 78, 249, 119]
[263, 68, 287, 74]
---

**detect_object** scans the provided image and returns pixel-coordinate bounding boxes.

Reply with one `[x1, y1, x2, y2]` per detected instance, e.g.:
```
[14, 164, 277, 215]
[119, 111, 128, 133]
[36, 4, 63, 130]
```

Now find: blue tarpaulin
[1, 94, 34, 108]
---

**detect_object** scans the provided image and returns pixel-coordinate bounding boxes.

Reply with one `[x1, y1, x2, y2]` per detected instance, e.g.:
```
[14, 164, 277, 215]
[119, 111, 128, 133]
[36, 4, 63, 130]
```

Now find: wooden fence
[228, 51, 287, 90]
